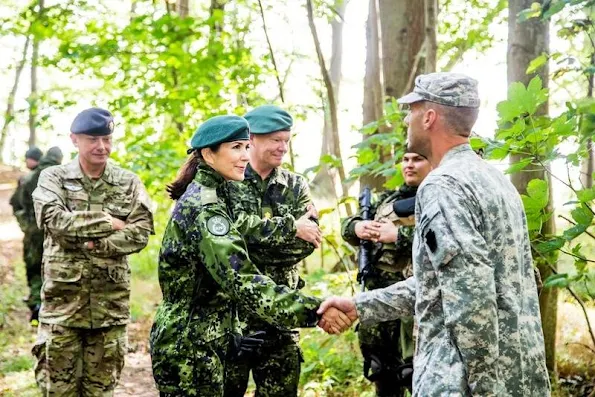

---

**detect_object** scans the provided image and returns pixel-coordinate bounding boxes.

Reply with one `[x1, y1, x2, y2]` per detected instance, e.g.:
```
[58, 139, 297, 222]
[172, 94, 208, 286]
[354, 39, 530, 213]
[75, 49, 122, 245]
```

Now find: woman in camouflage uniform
[149, 116, 345, 396]
[341, 152, 431, 397]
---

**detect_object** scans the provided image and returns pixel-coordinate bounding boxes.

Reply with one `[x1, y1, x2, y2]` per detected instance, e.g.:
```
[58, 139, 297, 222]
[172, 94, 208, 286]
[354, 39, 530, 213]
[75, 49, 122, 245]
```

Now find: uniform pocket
[46, 257, 82, 282]
[65, 190, 89, 211]
[108, 263, 130, 283]
[104, 197, 132, 219]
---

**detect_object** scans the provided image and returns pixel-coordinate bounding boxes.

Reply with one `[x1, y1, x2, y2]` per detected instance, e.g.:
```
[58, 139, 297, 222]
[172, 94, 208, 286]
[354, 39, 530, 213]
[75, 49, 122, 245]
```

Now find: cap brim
[397, 92, 425, 105]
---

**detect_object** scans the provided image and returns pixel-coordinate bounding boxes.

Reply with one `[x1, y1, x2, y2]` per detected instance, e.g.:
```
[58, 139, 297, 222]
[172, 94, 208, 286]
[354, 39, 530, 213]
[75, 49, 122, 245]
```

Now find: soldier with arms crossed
[32, 108, 154, 396]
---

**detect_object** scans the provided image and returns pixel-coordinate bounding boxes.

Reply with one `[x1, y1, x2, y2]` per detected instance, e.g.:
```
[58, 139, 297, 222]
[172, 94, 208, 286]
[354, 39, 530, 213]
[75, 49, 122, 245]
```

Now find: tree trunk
[580, 50, 595, 188]
[0, 36, 31, 157]
[359, 0, 384, 191]
[508, 0, 557, 376]
[29, 0, 44, 148]
[306, 0, 352, 215]
[424, 0, 437, 73]
[378, 0, 426, 100]
[256, 0, 296, 169]
[176, 0, 189, 17]
[312, 0, 347, 201]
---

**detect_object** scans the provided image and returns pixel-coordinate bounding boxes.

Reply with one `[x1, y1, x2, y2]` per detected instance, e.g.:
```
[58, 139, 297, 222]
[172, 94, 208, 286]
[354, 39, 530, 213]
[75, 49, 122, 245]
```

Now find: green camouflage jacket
[227, 164, 315, 287]
[32, 159, 154, 328]
[341, 184, 417, 288]
[150, 163, 320, 353]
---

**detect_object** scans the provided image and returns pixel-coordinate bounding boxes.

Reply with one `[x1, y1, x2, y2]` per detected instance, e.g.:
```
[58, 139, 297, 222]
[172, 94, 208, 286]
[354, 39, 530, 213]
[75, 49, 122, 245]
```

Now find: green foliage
[489, 77, 595, 303]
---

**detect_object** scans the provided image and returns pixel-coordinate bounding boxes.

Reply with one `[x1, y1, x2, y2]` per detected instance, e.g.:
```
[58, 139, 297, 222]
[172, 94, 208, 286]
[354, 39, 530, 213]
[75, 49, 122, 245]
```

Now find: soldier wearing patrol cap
[318, 72, 550, 396]
[223, 105, 322, 397]
[149, 115, 349, 396]
[31, 107, 155, 396]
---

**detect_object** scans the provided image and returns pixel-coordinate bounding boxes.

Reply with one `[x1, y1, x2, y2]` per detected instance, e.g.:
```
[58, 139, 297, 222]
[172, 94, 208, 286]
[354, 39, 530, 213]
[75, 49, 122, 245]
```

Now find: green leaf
[526, 179, 549, 209]
[563, 223, 588, 240]
[526, 53, 548, 74]
[571, 204, 594, 226]
[576, 188, 595, 203]
[536, 237, 565, 253]
[543, 273, 569, 289]
[505, 158, 532, 174]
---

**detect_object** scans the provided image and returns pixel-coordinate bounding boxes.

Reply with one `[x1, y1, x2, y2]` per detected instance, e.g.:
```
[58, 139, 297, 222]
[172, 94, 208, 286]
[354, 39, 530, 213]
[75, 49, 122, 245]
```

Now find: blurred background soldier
[16, 146, 64, 324]
[32, 108, 154, 396]
[9, 146, 43, 312]
[341, 152, 431, 397]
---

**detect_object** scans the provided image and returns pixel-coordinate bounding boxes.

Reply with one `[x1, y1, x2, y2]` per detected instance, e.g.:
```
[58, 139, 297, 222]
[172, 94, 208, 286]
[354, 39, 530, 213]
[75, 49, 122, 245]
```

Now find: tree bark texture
[306, 0, 352, 215]
[29, 0, 44, 148]
[378, 0, 425, 99]
[508, 0, 557, 375]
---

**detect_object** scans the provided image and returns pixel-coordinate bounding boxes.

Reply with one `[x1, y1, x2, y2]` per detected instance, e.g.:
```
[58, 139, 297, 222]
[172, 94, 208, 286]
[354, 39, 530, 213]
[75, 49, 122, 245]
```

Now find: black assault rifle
[357, 189, 416, 292]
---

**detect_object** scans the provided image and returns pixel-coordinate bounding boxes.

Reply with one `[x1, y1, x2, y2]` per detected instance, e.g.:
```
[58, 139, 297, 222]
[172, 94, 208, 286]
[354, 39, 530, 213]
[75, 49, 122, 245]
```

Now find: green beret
[190, 115, 250, 151]
[244, 105, 293, 134]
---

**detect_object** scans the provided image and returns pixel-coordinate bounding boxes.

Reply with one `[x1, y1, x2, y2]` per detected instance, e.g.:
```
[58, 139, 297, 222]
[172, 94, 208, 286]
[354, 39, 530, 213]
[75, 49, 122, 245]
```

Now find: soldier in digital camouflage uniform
[32, 108, 155, 396]
[150, 115, 347, 397]
[10, 147, 43, 304]
[16, 146, 64, 323]
[223, 105, 322, 397]
[341, 151, 431, 397]
[321, 73, 550, 396]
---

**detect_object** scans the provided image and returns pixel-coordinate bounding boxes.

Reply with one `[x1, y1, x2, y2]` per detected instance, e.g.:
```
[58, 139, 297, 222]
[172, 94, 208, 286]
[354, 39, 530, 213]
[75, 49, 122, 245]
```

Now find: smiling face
[202, 140, 250, 181]
[249, 130, 291, 172]
[401, 152, 431, 187]
[71, 133, 112, 169]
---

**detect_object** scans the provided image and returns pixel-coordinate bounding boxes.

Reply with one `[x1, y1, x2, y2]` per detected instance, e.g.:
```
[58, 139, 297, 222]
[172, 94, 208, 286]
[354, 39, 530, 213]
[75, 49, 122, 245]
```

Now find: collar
[245, 164, 288, 187]
[439, 143, 473, 167]
[64, 157, 118, 185]
[194, 162, 226, 188]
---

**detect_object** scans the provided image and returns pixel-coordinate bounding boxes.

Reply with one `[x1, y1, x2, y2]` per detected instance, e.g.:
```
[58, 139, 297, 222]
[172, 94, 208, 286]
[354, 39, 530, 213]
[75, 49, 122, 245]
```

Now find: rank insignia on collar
[207, 215, 230, 236]
[264, 211, 271, 219]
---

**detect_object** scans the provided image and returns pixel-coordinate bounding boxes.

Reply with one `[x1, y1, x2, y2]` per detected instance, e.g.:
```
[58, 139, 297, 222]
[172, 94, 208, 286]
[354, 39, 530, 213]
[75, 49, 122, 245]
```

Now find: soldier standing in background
[16, 146, 64, 324]
[223, 105, 321, 397]
[32, 107, 155, 396]
[9, 147, 43, 304]
[341, 152, 431, 396]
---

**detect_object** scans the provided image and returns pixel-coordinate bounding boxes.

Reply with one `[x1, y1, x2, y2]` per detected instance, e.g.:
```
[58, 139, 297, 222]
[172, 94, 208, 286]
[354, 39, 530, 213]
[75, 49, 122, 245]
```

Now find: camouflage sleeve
[197, 205, 321, 328]
[10, 178, 28, 230]
[341, 191, 385, 246]
[90, 176, 155, 258]
[247, 176, 315, 266]
[233, 211, 297, 248]
[354, 276, 416, 323]
[32, 169, 114, 239]
[418, 182, 499, 395]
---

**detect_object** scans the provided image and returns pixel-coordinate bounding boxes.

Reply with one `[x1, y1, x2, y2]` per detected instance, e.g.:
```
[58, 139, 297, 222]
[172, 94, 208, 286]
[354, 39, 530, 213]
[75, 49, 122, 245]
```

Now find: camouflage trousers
[23, 228, 43, 307]
[32, 323, 127, 397]
[358, 317, 415, 397]
[151, 335, 228, 396]
[223, 331, 302, 397]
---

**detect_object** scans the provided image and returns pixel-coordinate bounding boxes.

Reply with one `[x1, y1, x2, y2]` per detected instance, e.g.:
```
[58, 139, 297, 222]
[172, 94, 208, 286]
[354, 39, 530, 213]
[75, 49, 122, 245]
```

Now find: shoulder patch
[202, 187, 218, 205]
[206, 215, 230, 236]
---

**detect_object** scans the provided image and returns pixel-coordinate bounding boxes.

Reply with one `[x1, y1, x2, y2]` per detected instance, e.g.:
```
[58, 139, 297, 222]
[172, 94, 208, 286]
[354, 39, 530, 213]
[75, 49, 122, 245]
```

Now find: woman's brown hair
[166, 144, 221, 200]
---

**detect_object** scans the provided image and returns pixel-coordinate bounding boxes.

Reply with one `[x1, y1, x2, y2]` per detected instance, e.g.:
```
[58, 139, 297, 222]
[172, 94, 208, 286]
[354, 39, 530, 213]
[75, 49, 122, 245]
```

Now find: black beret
[70, 107, 115, 136]
[190, 115, 250, 150]
[25, 146, 43, 161]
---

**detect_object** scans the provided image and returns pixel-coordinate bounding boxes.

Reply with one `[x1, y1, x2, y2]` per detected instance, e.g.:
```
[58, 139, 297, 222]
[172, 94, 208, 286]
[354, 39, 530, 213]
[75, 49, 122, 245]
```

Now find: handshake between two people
[316, 297, 359, 334]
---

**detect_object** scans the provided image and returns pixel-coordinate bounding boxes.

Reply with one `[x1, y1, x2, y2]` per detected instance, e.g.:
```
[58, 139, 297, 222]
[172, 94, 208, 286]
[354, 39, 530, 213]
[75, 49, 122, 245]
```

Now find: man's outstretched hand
[317, 296, 359, 334]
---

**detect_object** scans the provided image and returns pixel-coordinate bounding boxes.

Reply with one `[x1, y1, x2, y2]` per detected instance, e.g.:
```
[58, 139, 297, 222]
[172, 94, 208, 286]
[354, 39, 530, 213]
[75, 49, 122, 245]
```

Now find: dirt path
[0, 179, 157, 396]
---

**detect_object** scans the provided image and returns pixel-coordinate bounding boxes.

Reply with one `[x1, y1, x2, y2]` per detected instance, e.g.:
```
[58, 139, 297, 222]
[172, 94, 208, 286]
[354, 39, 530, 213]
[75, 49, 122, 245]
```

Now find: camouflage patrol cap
[244, 105, 293, 134]
[190, 115, 250, 151]
[398, 72, 480, 108]
[70, 107, 115, 136]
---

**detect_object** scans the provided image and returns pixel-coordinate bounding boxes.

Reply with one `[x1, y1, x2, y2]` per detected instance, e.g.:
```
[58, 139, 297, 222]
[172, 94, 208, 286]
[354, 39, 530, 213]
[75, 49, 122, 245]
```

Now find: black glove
[228, 331, 266, 360]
